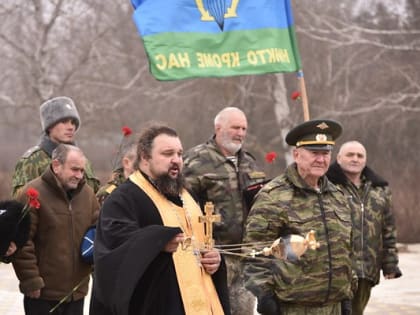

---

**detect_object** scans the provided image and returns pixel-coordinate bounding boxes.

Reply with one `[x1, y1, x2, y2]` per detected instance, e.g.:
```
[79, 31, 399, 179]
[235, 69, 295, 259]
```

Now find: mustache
[169, 163, 180, 169]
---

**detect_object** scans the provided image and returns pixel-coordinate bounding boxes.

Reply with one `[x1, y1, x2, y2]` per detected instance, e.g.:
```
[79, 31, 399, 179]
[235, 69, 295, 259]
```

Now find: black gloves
[257, 294, 279, 315]
[341, 299, 352, 315]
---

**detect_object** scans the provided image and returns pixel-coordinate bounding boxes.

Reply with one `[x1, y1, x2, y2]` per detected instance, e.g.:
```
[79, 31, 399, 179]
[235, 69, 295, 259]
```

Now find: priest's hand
[200, 249, 221, 275]
[164, 233, 184, 253]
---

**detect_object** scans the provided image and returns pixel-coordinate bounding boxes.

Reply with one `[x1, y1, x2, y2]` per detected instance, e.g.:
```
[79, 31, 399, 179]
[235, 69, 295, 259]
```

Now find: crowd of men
[0, 96, 401, 315]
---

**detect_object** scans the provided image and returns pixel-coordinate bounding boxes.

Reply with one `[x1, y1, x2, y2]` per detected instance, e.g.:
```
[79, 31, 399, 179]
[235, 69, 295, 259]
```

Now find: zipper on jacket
[69, 199, 76, 299]
[360, 202, 365, 278]
[359, 182, 371, 279]
[317, 192, 333, 304]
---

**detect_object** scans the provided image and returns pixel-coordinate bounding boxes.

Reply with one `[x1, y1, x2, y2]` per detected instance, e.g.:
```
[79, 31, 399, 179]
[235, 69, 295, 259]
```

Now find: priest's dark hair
[134, 122, 178, 169]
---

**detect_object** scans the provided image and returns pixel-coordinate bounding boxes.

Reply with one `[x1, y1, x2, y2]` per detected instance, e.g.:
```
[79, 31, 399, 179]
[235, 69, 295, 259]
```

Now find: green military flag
[130, 0, 302, 81]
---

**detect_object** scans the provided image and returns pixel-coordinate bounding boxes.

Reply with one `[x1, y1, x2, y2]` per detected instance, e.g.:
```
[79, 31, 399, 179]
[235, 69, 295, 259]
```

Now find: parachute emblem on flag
[195, 0, 240, 30]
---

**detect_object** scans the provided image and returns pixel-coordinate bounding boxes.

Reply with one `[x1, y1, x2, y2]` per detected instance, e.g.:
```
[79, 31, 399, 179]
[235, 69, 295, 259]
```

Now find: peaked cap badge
[315, 134, 328, 142]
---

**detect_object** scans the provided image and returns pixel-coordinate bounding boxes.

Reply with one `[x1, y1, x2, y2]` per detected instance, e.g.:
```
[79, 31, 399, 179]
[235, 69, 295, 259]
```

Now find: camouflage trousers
[225, 255, 255, 315]
[351, 278, 372, 315]
[280, 302, 341, 315]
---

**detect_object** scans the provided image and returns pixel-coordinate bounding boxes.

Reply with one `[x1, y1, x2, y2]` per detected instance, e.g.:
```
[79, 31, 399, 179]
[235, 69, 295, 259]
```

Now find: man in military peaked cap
[243, 119, 354, 315]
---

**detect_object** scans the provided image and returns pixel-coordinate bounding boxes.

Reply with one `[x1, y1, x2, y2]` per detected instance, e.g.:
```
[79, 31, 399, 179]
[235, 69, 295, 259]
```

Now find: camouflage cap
[285, 119, 342, 151]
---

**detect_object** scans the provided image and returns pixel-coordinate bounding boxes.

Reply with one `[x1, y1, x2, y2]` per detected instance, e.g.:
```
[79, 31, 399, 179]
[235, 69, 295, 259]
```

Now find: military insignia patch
[316, 122, 329, 130]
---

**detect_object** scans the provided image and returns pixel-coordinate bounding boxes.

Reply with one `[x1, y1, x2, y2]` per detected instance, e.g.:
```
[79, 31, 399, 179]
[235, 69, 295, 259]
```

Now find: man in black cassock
[91, 124, 230, 315]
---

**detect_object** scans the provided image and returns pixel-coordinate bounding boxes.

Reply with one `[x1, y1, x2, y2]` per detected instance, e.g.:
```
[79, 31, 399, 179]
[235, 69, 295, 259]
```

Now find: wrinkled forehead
[340, 142, 366, 156]
[64, 151, 87, 166]
[152, 134, 183, 151]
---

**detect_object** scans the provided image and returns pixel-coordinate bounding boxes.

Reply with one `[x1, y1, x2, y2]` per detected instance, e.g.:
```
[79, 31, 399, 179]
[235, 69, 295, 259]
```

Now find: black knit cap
[0, 200, 31, 258]
[285, 119, 342, 151]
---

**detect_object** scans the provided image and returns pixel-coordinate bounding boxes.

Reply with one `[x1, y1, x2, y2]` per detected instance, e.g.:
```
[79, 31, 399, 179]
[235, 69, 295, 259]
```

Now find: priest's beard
[154, 173, 185, 197]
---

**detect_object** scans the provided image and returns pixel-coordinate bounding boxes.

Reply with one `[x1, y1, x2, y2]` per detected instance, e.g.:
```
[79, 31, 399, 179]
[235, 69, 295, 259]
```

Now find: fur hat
[40, 96, 81, 133]
[0, 200, 31, 258]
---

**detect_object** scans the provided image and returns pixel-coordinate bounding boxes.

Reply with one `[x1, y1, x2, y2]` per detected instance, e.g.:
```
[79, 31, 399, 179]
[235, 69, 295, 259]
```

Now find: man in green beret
[243, 119, 354, 315]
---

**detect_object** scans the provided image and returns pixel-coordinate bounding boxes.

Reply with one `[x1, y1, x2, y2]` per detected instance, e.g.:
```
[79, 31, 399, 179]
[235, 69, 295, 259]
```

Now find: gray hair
[214, 107, 245, 126]
[52, 144, 84, 164]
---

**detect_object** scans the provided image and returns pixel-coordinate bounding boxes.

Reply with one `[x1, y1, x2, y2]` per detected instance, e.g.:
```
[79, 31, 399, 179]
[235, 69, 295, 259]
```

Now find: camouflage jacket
[327, 162, 402, 285]
[96, 168, 126, 206]
[183, 137, 266, 245]
[243, 163, 353, 306]
[11, 135, 100, 197]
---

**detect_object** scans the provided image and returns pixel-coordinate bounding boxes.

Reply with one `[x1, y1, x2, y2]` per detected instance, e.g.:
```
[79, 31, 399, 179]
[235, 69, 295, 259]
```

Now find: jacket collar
[38, 133, 76, 157]
[41, 166, 85, 199]
[326, 161, 388, 187]
[39, 134, 58, 157]
[285, 163, 336, 193]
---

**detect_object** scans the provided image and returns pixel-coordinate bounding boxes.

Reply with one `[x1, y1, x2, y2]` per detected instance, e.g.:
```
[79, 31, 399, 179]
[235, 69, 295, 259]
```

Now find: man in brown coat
[12, 144, 99, 315]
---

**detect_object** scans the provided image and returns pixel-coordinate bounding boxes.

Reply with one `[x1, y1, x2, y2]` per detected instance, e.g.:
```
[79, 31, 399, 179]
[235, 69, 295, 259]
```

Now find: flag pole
[297, 70, 310, 121]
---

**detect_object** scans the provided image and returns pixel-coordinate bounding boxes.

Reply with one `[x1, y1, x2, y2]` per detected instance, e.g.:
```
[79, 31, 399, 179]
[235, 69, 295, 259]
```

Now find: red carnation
[291, 91, 301, 101]
[29, 199, 41, 209]
[112, 126, 133, 170]
[121, 126, 132, 137]
[26, 187, 39, 200]
[19, 187, 40, 223]
[265, 152, 277, 164]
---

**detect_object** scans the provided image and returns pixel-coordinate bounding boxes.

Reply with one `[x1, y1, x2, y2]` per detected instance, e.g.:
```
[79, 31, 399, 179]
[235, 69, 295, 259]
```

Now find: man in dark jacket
[327, 140, 402, 315]
[12, 144, 99, 315]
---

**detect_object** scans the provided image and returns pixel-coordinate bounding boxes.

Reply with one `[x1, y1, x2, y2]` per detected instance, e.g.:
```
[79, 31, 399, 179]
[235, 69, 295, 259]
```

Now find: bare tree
[293, 0, 420, 241]
[0, 0, 418, 241]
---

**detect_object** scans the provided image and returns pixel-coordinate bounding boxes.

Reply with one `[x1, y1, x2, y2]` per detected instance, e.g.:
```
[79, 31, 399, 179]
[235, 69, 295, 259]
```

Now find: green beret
[285, 119, 342, 151]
